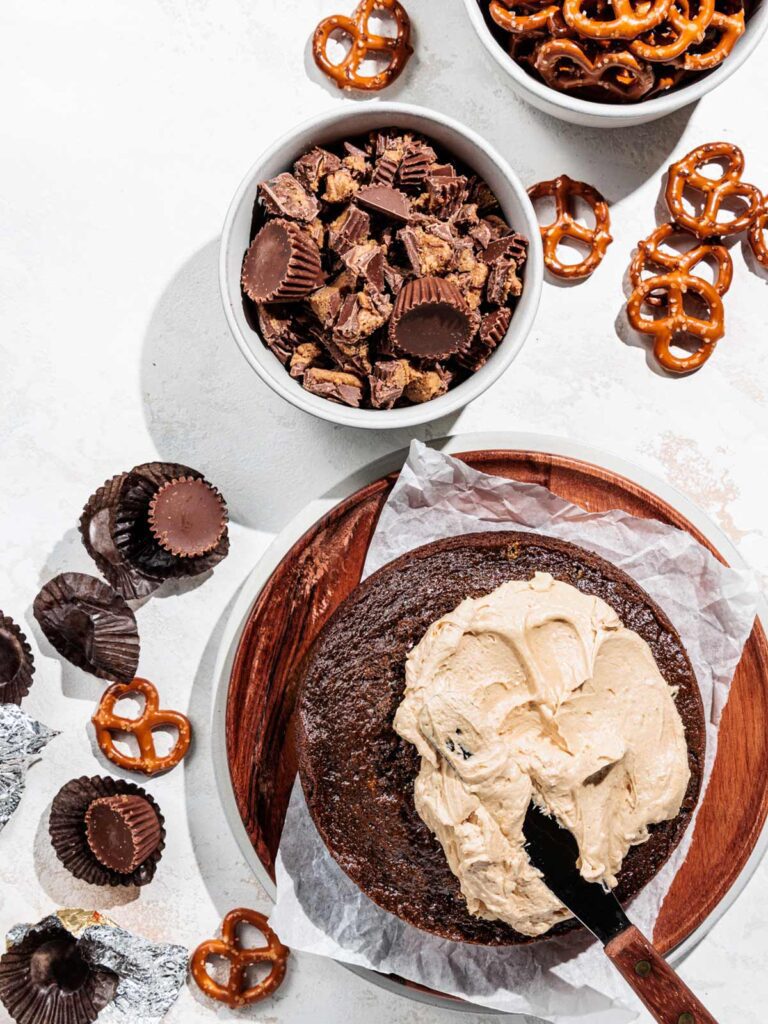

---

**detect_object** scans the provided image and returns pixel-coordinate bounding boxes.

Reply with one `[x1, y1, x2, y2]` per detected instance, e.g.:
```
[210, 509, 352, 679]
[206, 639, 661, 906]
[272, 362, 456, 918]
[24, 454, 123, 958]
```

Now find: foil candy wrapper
[0, 704, 58, 830]
[7, 912, 188, 1024]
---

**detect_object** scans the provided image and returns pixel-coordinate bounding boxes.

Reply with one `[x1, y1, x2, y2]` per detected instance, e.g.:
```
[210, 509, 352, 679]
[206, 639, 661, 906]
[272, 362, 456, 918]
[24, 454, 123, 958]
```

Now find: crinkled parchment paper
[271, 441, 760, 1022]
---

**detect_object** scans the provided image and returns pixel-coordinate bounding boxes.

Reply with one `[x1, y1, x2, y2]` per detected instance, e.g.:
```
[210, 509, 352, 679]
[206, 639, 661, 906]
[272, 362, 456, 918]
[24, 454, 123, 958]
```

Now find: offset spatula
[523, 803, 717, 1024]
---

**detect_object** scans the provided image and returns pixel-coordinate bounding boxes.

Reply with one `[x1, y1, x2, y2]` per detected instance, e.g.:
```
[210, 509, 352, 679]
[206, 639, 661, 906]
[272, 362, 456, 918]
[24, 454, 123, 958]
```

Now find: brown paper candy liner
[241, 219, 324, 304]
[389, 276, 473, 361]
[147, 477, 228, 559]
[0, 613, 35, 705]
[112, 463, 229, 580]
[33, 574, 139, 684]
[49, 776, 165, 888]
[0, 920, 118, 1024]
[79, 473, 161, 601]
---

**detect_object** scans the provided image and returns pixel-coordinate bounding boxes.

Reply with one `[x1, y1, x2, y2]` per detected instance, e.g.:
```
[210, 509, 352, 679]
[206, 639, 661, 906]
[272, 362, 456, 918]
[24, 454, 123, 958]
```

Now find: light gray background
[1, 1, 767, 1022]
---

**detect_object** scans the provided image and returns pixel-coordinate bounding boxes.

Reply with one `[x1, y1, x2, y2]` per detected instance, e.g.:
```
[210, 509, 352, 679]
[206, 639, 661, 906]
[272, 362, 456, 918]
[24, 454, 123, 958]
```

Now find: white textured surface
[0, 1, 767, 1022]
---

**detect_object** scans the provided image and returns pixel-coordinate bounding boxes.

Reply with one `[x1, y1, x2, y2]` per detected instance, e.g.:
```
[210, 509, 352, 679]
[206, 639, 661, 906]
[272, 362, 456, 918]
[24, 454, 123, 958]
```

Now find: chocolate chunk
[399, 223, 455, 277]
[398, 140, 438, 186]
[368, 360, 411, 409]
[389, 277, 472, 360]
[148, 477, 227, 559]
[0, 613, 34, 705]
[293, 147, 341, 193]
[0, 922, 118, 1024]
[471, 177, 501, 213]
[487, 257, 523, 305]
[49, 776, 166, 887]
[458, 307, 512, 370]
[33, 573, 139, 684]
[469, 220, 494, 249]
[404, 365, 453, 403]
[341, 242, 386, 293]
[308, 282, 346, 328]
[256, 304, 301, 364]
[355, 185, 411, 223]
[335, 291, 390, 342]
[302, 368, 365, 407]
[242, 219, 325, 304]
[427, 175, 469, 219]
[79, 474, 161, 601]
[455, 203, 480, 228]
[481, 232, 529, 267]
[85, 794, 162, 874]
[289, 342, 324, 379]
[328, 205, 371, 254]
[259, 172, 320, 222]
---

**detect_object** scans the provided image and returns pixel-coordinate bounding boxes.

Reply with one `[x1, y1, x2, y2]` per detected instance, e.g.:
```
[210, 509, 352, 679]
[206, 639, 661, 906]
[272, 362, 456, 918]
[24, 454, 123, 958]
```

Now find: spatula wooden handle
[605, 926, 717, 1024]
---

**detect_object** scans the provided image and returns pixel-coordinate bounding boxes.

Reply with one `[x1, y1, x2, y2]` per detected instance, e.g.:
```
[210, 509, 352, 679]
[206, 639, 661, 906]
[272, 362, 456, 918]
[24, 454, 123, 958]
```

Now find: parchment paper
[271, 441, 760, 1022]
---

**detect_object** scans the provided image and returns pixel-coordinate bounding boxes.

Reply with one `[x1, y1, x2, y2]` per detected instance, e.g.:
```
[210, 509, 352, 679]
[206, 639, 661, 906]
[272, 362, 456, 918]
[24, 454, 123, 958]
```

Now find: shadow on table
[140, 240, 459, 535]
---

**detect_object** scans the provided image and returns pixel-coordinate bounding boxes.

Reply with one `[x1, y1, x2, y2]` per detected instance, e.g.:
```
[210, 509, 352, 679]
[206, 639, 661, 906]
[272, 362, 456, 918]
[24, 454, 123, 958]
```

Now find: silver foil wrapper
[0, 704, 58, 830]
[6, 913, 188, 1024]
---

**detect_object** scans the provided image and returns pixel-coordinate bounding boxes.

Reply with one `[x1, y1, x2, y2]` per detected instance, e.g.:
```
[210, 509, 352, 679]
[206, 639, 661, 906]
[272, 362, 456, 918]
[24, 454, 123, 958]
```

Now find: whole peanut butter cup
[0, 920, 118, 1024]
[112, 462, 229, 580]
[389, 276, 473, 360]
[79, 473, 161, 601]
[49, 776, 165, 887]
[85, 795, 162, 874]
[0, 613, 35, 705]
[148, 477, 227, 558]
[33, 574, 139, 684]
[241, 219, 325, 303]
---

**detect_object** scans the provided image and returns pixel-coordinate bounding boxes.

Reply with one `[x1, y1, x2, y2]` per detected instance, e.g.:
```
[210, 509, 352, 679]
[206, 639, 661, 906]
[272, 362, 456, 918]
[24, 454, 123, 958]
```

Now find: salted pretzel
[665, 141, 763, 238]
[748, 196, 768, 269]
[534, 38, 655, 99]
[191, 909, 289, 1008]
[313, 0, 412, 91]
[562, 0, 673, 39]
[627, 271, 724, 373]
[528, 174, 613, 279]
[683, 7, 744, 68]
[630, 222, 733, 306]
[92, 677, 191, 776]
[491, 0, 565, 35]
[630, 0, 715, 62]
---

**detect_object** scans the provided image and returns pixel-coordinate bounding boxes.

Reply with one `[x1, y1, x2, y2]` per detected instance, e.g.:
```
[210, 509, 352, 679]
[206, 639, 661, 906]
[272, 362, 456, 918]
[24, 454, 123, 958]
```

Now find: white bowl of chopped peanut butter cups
[220, 103, 542, 429]
[463, 0, 768, 128]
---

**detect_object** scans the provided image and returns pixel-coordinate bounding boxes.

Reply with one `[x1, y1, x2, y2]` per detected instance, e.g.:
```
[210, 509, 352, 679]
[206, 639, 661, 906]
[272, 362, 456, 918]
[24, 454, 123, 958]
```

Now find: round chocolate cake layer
[297, 531, 705, 946]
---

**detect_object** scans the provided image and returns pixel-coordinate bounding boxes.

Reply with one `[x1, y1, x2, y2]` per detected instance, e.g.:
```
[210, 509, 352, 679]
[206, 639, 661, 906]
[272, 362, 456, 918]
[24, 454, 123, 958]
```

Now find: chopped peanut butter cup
[33, 574, 139, 683]
[0, 613, 35, 705]
[354, 184, 411, 222]
[49, 776, 165, 887]
[241, 219, 325, 304]
[148, 477, 227, 558]
[85, 795, 162, 874]
[389, 276, 473, 360]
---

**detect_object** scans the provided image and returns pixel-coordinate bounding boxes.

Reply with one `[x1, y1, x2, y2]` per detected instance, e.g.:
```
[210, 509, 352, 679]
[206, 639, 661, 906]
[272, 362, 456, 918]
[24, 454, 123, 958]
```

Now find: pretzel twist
[665, 141, 763, 238]
[528, 175, 613, 279]
[630, 222, 733, 306]
[534, 37, 655, 98]
[491, 0, 564, 34]
[191, 909, 289, 1008]
[626, 271, 725, 373]
[748, 195, 768, 269]
[683, 7, 744, 68]
[92, 677, 191, 776]
[313, 0, 413, 91]
[630, 0, 715, 62]
[562, 0, 673, 39]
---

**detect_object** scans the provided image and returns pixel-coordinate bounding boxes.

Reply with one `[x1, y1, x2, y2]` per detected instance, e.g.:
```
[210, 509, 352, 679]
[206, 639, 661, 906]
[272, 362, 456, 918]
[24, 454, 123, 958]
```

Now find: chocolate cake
[297, 531, 705, 945]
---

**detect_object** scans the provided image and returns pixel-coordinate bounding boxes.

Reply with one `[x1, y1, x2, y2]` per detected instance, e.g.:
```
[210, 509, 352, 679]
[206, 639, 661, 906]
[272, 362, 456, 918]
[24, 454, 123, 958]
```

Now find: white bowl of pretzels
[463, 0, 768, 127]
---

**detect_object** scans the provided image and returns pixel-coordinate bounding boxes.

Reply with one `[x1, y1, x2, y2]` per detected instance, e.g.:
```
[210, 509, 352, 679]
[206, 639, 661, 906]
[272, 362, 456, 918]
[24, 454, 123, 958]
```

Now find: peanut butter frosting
[393, 572, 690, 937]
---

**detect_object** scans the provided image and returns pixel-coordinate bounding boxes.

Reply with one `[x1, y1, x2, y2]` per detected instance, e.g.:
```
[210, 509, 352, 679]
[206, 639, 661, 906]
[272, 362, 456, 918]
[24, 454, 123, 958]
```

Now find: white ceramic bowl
[463, 0, 768, 127]
[220, 102, 543, 430]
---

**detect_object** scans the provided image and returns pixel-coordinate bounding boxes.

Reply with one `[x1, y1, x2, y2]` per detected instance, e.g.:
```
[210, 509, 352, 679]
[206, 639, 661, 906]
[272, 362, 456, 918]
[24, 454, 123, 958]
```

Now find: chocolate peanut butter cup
[49, 776, 165, 887]
[0, 613, 35, 705]
[148, 477, 227, 558]
[354, 184, 411, 223]
[79, 474, 161, 601]
[241, 219, 325, 304]
[85, 795, 162, 873]
[0, 920, 118, 1024]
[112, 462, 229, 580]
[389, 276, 473, 360]
[33, 574, 139, 684]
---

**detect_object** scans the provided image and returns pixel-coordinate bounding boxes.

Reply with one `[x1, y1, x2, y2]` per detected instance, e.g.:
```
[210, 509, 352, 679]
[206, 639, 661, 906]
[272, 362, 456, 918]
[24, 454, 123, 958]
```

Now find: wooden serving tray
[226, 448, 768, 958]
